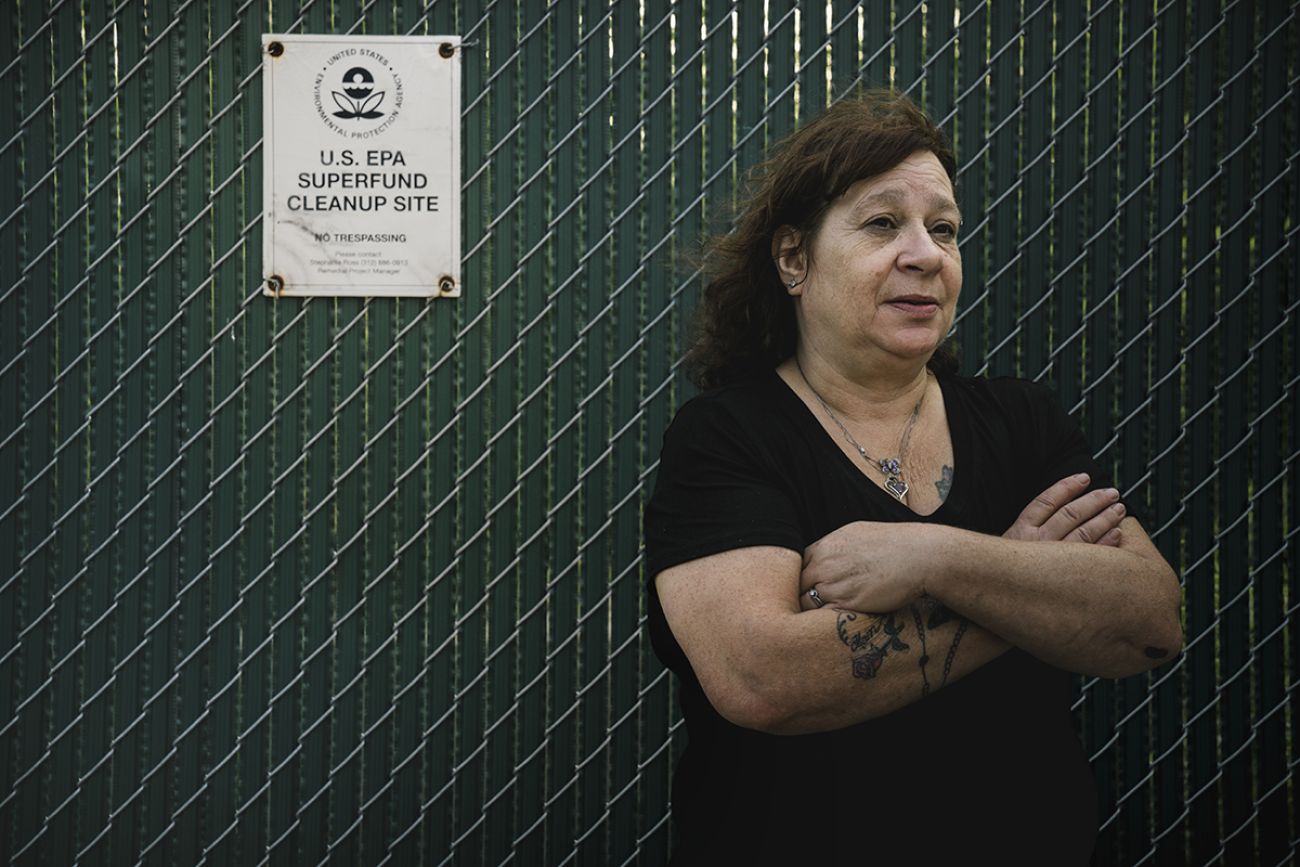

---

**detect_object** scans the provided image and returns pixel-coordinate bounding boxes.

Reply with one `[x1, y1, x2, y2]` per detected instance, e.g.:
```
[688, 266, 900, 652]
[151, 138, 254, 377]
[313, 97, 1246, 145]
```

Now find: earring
[787, 279, 797, 287]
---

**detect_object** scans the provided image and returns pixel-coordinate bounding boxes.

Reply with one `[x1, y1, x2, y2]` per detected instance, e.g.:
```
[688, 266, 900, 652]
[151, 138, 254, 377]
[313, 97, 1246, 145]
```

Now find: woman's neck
[787, 347, 931, 424]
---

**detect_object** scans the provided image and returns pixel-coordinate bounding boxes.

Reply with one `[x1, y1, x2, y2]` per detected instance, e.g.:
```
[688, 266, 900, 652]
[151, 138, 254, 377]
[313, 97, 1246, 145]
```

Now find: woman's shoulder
[942, 372, 1062, 415]
[668, 369, 789, 430]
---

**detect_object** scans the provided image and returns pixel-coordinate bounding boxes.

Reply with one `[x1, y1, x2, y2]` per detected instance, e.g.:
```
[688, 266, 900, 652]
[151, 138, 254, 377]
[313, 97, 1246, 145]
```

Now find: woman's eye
[931, 222, 958, 239]
[866, 216, 896, 230]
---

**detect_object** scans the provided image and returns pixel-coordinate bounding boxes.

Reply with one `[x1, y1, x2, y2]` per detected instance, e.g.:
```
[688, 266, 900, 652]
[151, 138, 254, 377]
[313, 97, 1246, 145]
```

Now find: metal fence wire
[1, 0, 1297, 864]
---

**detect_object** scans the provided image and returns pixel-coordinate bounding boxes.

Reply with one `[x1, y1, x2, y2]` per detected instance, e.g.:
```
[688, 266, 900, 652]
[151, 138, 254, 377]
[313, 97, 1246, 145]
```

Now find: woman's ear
[772, 226, 807, 295]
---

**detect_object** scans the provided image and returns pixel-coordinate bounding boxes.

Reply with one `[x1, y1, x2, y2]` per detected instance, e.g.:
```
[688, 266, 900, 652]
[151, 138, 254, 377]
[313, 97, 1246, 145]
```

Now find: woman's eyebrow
[851, 187, 961, 220]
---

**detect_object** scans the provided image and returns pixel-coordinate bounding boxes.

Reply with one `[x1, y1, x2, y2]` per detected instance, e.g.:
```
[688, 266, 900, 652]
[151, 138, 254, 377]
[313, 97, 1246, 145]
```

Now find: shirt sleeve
[643, 394, 805, 580]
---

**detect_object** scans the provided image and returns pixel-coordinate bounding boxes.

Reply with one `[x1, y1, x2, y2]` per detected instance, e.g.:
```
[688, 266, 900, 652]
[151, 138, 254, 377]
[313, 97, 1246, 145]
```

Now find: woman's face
[781, 150, 962, 373]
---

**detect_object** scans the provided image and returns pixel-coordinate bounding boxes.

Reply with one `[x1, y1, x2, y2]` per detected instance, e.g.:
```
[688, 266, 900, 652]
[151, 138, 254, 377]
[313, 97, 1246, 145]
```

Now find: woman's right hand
[1003, 473, 1126, 545]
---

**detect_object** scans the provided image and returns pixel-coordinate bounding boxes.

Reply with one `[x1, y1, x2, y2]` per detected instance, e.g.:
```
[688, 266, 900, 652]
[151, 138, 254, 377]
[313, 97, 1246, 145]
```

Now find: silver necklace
[796, 360, 929, 504]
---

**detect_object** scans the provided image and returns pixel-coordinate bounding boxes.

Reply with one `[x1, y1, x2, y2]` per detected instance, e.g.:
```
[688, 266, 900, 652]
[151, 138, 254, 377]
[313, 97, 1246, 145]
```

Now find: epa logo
[332, 67, 384, 119]
[313, 49, 405, 139]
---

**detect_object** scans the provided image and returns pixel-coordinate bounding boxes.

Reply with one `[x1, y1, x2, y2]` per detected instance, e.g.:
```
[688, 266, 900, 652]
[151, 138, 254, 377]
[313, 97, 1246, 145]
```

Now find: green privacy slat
[1185, 0, 1224, 858]
[172, 0, 219, 859]
[862, 1, 890, 90]
[737, 5, 764, 175]
[330, 295, 367, 862]
[1149, 2, 1187, 860]
[985, 0, 1018, 378]
[1020, 2, 1051, 380]
[954, 1, 986, 375]
[673, 0, 703, 402]
[77, 0, 120, 862]
[893, 0, 921, 97]
[1083, 1, 1120, 848]
[214, 1, 254, 859]
[577, 0, 612, 857]
[3, 4, 1298, 866]
[799, 0, 827, 120]
[247, 7, 297, 860]
[419, 3, 459, 866]
[1253, 10, 1292, 863]
[452, 0, 489, 859]
[1052, 1, 1085, 411]
[298, 305, 336, 867]
[1116, 0, 1156, 857]
[46, 2, 83, 858]
[127, 0, 176, 837]
[513, 0, 551, 859]
[362, 280, 395, 865]
[925, 0, 956, 125]
[0, 2, 22, 851]
[288, 0, 337, 855]
[832, 0, 860, 95]
[125, 3, 177, 864]
[543, 0, 581, 861]
[483, 0, 520, 860]
[1218, 5, 1256, 865]
[11, 4, 52, 857]
[766, 1, 796, 141]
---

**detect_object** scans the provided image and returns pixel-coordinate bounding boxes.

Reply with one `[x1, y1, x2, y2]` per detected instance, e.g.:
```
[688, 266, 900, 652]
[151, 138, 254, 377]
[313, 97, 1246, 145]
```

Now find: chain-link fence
[1, 1, 1296, 864]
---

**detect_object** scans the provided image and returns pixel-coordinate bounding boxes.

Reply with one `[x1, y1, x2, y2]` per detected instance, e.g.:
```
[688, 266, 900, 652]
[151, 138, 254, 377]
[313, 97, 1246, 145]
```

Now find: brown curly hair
[685, 90, 960, 389]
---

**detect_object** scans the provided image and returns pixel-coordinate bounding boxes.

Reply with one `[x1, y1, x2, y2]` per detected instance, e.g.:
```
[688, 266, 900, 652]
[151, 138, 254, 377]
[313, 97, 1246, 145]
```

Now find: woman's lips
[887, 300, 939, 317]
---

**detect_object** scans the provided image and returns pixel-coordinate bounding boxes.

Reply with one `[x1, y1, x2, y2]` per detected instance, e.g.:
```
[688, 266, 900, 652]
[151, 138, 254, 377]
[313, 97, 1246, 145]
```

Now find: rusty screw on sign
[439, 43, 455, 59]
[438, 275, 456, 295]
[266, 274, 285, 296]
[267, 41, 284, 57]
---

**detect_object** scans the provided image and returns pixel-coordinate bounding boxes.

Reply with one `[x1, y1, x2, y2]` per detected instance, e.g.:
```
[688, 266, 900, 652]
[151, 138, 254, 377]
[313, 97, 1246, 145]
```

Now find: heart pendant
[884, 476, 909, 502]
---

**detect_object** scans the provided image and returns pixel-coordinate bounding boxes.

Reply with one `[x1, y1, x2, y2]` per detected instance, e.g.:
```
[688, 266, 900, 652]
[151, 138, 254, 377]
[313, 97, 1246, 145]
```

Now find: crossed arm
[654, 475, 1183, 736]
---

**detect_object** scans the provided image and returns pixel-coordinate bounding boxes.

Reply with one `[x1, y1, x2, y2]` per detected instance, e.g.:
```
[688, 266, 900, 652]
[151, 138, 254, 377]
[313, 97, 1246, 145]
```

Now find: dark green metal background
[1, 1, 1297, 864]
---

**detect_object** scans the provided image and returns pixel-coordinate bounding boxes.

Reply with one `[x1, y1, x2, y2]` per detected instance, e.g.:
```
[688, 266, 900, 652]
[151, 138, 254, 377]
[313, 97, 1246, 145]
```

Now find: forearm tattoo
[941, 621, 968, 686]
[836, 611, 909, 679]
[922, 596, 957, 629]
[911, 605, 932, 696]
[837, 598, 969, 694]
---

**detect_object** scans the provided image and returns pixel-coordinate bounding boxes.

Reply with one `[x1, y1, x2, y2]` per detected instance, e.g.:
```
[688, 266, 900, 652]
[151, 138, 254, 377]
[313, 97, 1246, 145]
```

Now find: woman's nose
[896, 224, 944, 273]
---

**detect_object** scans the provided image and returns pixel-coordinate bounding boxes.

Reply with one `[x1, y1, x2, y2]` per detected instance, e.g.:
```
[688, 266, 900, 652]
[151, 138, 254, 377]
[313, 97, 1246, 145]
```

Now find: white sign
[262, 34, 461, 297]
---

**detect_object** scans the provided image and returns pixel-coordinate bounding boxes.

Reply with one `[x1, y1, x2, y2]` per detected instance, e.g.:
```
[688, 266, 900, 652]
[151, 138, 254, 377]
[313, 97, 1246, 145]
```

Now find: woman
[643, 92, 1182, 864]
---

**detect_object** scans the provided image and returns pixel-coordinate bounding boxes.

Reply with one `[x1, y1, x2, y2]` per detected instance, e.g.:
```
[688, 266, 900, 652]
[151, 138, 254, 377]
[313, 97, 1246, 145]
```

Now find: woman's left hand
[800, 521, 935, 613]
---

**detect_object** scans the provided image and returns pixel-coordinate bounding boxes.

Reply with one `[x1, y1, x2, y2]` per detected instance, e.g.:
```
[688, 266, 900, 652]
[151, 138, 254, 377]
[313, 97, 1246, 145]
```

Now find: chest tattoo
[935, 464, 953, 502]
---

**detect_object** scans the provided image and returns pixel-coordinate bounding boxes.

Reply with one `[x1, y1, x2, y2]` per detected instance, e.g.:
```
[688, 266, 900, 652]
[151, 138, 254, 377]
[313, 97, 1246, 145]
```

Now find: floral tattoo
[836, 611, 910, 680]
[837, 598, 968, 694]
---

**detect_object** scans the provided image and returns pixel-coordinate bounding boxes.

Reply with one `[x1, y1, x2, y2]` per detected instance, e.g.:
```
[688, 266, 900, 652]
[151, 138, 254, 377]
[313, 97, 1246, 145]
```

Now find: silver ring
[807, 587, 825, 608]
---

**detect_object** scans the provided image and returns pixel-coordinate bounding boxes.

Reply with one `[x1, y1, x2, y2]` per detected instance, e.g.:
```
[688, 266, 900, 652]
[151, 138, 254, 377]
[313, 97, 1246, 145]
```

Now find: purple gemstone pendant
[884, 476, 909, 502]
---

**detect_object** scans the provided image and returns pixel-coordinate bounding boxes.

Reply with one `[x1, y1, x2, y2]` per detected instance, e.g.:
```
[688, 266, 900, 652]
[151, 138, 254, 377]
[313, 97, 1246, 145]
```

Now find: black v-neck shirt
[644, 370, 1127, 864]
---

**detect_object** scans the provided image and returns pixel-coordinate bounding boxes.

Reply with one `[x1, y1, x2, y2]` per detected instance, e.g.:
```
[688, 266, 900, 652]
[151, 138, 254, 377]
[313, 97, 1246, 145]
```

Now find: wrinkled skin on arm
[801, 473, 1128, 613]
[799, 474, 1182, 681]
[655, 474, 1162, 733]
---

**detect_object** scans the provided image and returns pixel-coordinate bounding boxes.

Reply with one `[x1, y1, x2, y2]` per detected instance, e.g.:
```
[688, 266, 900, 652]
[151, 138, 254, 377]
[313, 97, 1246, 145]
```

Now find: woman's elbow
[1132, 563, 1184, 666]
[1145, 615, 1184, 668]
[704, 679, 790, 733]
[1150, 567, 1185, 660]
[696, 662, 820, 734]
[1119, 597, 1183, 676]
